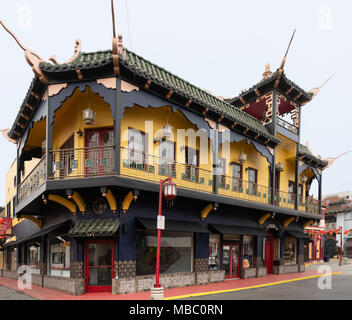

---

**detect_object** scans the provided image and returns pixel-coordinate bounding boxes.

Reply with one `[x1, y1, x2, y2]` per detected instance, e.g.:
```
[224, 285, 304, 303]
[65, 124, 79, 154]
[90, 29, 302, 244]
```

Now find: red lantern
[335, 229, 339, 234]
[344, 230, 349, 235]
[329, 229, 334, 235]
[163, 180, 177, 201]
[0, 218, 4, 224]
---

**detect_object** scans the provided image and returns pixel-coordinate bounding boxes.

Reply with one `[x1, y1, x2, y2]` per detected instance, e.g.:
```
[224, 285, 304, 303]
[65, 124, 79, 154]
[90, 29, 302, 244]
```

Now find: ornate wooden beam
[76, 69, 83, 80]
[231, 122, 237, 129]
[103, 188, 117, 214]
[122, 191, 134, 214]
[285, 87, 294, 95]
[166, 90, 173, 99]
[30, 92, 40, 100]
[21, 215, 42, 229]
[243, 128, 249, 135]
[254, 88, 260, 97]
[20, 113, 30, 121]
[293, 92, 302, 101]
[217, 115, 224, 122]
[240, 97, 246, 105]
[303, 219, 314, 229]
[201, 203, 214, 221]
[46, 194, 76, 214]
[25, 103, 35, 111]
[68, 191, 86, 213]
[254, 134, 260, 140]
[284, 216, 295, 228]
[202, 108, 209, 116]
[144, 80, 151, 90]
[259, 213, 271, 226]
[185, 99, 192, 108]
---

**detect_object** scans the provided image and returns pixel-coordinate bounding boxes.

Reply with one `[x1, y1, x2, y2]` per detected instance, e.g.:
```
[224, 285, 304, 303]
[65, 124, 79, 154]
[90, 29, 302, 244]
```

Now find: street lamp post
[339, 226, 343, 266]
[150, 176, 177, 300]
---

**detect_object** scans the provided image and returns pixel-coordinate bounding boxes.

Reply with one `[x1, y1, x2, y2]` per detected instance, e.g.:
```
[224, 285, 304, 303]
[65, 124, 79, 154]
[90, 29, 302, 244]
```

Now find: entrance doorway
[222, 243, 240, 279]
[85, 127, 114, 175]
[85, 240, 114, 293]
[265, 236, 273, 274]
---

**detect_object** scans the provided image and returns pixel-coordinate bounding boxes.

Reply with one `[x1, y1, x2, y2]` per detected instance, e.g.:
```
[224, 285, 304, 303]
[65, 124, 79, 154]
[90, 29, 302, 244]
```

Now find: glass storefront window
[48, 236, 70, 277]
[242, 236, 254, 268]
[28, 241, 40, 274]
[136, 230, 193, 276]
[209, 235, 220, 270]
[284, 237, 297, 265]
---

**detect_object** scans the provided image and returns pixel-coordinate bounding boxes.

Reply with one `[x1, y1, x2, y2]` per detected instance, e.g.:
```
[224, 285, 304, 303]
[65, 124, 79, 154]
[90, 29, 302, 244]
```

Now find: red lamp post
[154, 177, 177, 290]
[338, 226, 343, 266]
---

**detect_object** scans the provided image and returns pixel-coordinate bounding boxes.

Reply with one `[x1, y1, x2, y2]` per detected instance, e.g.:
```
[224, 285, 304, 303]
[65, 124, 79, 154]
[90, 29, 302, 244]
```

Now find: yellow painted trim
[21, 215, 43, 229]
[105, 188, 117, 212]
[122, 191, 134, 213]
[70, 191, 86, 213]
[284, 216, 295, 228]
[303, 219, 314, 229]
[201, 204, 214, 221]
[5, 236, 16, 245]
[48, 194, 76, 214]
[259, 213, 271, 226]
[165, 272, 343, 300]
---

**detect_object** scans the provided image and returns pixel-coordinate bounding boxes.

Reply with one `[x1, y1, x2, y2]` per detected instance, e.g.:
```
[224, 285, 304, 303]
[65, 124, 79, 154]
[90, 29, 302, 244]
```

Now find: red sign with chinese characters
[0, 218, 12, 236]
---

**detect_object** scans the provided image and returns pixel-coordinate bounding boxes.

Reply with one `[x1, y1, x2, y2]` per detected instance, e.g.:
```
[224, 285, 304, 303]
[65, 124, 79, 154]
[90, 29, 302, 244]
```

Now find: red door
[85, 128, 114, 176]
[85, 240, 114, 293]
[265, 236, 273, 274]
[223, 243, 240, 279]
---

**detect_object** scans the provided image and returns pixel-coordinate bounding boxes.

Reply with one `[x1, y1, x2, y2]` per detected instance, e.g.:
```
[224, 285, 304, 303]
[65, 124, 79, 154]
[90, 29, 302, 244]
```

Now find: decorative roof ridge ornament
[274, 29, 296, 89]
[0, 129, 16, 144]
[0, 19, 50, 85]
[302, 75, 334, 105]
[48, 39, 82, 65]
[262, 63, 273, 79]
[319, 150, 351, 170]
[111, 0, 120, 76]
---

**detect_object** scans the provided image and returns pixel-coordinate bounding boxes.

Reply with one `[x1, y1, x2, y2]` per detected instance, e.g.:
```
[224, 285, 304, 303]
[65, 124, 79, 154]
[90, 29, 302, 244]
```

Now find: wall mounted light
[213, 202, 219, 211]
[76, 129, 83, 137]
[133, 189, 139, 201]
[238, 152, 247, 164]
[42, 194, 48, 205]
[82, 107, 95, 125]
[276, 162, 284, 172]
[301, 176, 307, 183]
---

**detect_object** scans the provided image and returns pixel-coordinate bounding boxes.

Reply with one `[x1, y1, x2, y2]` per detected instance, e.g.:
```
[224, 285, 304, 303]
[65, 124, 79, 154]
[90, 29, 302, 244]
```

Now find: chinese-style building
[0, 15, 332, 295]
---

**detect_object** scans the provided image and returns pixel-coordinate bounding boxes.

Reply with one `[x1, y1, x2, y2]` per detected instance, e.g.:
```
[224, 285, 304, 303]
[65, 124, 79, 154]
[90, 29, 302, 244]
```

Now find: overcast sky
[0, 0, 351, 205]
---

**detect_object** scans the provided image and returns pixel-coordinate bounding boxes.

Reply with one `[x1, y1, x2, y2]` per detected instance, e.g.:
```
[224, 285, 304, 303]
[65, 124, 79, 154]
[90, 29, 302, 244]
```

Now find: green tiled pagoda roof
[40, 49, 279, 143]
[298, 144, 328, 168]
[68, 218, 119, 237]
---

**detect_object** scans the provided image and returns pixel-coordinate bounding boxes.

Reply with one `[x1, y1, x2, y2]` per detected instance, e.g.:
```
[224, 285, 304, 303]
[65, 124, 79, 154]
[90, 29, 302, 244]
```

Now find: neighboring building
[323, 192, 352, 258]
[0, 28, 329, 295]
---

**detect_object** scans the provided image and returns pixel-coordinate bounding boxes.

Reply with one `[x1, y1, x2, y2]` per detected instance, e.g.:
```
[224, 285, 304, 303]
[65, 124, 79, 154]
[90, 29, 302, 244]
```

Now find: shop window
[128, 128, 148, 170]
[209, 235, 220, 270]
[28, 241, 41, 274]
[242, 236, 254, 268]
[136, 230, 193, 276]
[184, 147, 199, 182]
[232, 163, 242, 191]
[247, 168, 257, 194]
[284, 237, 297, 265]
[48, 236, 70, 277]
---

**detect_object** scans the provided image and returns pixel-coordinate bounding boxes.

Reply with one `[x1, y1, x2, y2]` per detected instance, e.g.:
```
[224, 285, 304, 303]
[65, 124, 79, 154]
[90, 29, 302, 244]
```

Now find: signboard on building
[0, 218, 12, 236]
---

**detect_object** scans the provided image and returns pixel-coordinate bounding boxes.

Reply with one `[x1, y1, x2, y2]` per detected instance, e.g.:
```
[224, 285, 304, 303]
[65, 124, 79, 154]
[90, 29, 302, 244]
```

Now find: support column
[239, 235, 244, 279]
[39, 235, 47, 275]
[69, 238, 84, 279]
[297, 238, 305, 272]
[318, 173, 322, 214]
[274, 232, 285, 274]
[114, 78, 122, 175]
[46, 96, 53, 179]
[270, 89, 278, 205]
[194, 233, 209, 272]
[118, 213, 136, 278]
[212, 123, 219, 194]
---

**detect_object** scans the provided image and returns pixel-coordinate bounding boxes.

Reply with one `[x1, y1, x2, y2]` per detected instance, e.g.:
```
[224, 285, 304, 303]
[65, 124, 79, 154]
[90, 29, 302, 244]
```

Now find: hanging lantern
[0, 218, 4, 224]
[164, 180, 177, 201]
[335, 229, 339, 234]
[82, 106, 96, 125]
[344, 230, 349, 235]
[301, 176, 308, 183]
[238, 152, 247, 164]
[329, 229, 334, 235]
[276, 162, 284, 172]
[162, 124, 173, 139]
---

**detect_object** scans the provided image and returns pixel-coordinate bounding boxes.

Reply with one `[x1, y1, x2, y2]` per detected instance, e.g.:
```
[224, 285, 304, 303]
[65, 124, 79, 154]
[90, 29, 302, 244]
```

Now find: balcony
[16, 146, 321, 215]
[277, 117, 298, 134]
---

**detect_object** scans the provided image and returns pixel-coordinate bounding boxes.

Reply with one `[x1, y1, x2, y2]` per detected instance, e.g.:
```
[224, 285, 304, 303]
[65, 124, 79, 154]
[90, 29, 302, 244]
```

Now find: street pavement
[181, 260, 352, 300]
[0, 285, 37, 300]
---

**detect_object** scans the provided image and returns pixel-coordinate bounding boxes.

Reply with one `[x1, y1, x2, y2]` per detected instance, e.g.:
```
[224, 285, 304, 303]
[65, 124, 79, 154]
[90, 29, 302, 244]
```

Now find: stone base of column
[150, 286, 164, 300]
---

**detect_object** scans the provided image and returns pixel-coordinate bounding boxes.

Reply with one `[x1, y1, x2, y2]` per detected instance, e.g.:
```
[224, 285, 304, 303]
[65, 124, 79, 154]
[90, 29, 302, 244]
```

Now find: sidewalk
[0, 269, 340, 300]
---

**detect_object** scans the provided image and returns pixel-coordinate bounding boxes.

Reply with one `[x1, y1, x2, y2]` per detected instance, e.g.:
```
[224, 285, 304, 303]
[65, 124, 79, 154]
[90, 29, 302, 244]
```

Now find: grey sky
[0, 0, 351, 205]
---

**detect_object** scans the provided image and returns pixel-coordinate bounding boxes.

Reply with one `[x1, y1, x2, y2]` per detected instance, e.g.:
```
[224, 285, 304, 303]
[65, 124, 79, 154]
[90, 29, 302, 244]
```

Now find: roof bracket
[46, 194, 77, 215]
[201, 203, 215, 221]
[259, 213, 272, 226]
[303, 219, 314, 229]
[122, 190, 135, 214]
[21, 215, 43, 229]
[67, 191, 86, 214]
[284, 216, 295, 229]
[102, 188, 117, 214]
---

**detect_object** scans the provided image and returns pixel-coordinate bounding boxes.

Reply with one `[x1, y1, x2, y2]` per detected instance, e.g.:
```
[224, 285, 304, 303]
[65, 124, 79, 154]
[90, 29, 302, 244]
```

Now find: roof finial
[320, 151, 351, 169]
[274, 29, 296, 88]
[111, 0, 120, 76]
[262, 63, 273, 79]
[0, 19, 49, 84]
[306, 75, 334, 100]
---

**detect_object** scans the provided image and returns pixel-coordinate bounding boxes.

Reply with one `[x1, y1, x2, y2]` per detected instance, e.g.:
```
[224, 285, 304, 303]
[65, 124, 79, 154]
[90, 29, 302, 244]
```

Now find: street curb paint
[165, 272, 343, 300]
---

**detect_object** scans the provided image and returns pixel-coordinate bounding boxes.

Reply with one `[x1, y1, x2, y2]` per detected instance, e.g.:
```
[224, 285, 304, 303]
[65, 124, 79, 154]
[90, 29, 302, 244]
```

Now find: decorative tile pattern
[70, 261, 84, 279]
[118, 260, 136, 278]
[194, 258, 209, 272]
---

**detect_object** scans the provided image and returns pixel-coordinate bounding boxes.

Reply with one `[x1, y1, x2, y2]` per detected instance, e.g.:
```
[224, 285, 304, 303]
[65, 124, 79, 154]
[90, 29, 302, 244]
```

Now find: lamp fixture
[276, 162, 284, 172]
[133, 189, 139, 201]
[76, 129, 83, 137]
[162, 108, 172, 139]
[163, 180, 177, 201]
[238, 146, 247, 164]
[82, 88, 95, 125]
[42, 194, 48, 205]
[301, 176, 307, 183]
[213, 202, 219, 211]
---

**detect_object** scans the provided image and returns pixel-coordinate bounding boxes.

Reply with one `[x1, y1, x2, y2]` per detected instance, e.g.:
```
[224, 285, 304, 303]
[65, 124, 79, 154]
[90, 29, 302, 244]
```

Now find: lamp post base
[150, 286, 164, 300]
[339, 260, 343, 266]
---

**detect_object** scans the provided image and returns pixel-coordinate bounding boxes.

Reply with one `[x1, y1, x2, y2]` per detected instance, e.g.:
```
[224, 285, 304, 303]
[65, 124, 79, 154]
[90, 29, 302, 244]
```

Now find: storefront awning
[136, 218, 209, 233]
[68, 218, 119, 237]
[285, 230, 310, 239]
[4, 219, 71, 247]
[209, 224, 268, 237]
